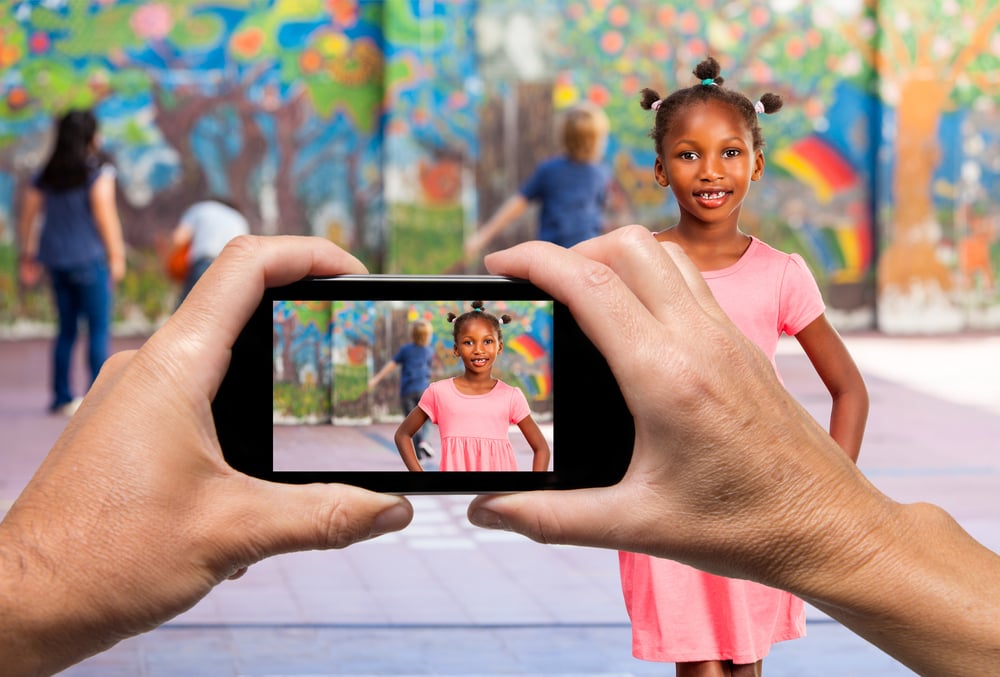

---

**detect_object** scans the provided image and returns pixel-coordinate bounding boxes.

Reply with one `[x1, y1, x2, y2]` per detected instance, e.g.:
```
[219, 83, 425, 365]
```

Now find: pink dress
[418, 377, 531, 471]
[620, 237, 826, 663]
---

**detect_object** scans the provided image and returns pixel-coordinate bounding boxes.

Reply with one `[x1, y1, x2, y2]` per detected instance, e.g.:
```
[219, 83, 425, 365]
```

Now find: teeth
[698, 192, 726, 199]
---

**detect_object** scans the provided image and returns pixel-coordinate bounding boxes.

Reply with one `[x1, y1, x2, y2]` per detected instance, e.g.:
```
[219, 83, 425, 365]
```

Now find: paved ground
[2, 332, 998, 676]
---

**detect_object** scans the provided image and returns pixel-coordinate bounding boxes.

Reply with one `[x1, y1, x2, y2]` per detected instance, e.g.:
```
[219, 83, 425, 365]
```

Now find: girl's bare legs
[676, 660, 762, 677]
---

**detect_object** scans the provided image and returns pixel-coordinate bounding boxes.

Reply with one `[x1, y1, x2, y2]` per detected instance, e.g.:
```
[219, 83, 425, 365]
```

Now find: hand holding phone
[215, 275, 634, 493]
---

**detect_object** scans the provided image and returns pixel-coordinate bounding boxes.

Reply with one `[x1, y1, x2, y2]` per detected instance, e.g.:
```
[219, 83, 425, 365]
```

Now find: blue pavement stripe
[358, 427, 400, 454]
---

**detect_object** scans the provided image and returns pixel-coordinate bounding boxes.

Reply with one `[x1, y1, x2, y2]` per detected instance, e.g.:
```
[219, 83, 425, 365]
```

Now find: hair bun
[692, 56, 724, 86]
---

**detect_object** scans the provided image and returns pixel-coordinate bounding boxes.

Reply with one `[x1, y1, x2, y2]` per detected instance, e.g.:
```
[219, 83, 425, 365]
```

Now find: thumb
[211, 480, 414, 570]
[467, 486, 636, 551]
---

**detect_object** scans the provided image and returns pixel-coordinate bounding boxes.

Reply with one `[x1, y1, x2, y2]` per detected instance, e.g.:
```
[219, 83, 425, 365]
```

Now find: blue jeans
[48, 261, 112, 409]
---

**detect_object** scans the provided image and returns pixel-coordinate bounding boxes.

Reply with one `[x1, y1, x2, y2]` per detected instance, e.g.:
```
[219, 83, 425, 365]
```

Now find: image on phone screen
[271, 298, 554, 473]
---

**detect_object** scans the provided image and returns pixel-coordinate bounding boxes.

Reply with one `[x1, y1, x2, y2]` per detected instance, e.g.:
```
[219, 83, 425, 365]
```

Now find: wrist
[0, 531, 61, 674]
[0, 523, 110, 675]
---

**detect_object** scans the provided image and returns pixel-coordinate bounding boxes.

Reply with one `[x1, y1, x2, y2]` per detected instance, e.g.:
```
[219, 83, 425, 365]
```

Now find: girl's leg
[731, 661, 762, 677]
[401, 391, 433, 455]
[77, 261, 112, 384]
[400, 392, 424, 446]
[49, 268, 80, 410]
[676, 660, 762, 677]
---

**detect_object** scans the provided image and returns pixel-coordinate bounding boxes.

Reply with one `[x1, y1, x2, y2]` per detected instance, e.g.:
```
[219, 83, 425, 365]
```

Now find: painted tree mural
[382, 1, 480, 273]
[868, 1, 1000, 331]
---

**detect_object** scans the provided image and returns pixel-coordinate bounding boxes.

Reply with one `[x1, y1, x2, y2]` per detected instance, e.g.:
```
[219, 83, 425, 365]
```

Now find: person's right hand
[18, 258, 42, 287]
[467, 226, 1000, 676]
[468, 225, 889, 588]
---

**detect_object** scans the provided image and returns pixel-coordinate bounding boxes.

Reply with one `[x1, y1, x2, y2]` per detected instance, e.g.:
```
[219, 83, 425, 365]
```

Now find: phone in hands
[214, 275, 633, 493]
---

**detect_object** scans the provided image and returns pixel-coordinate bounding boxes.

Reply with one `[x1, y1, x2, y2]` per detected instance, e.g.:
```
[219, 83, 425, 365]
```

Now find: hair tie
[701, 78, 717, 86]
[754, 100, 765, 115]
[474, 307, 483, 312]
[651, 99, 662, 111]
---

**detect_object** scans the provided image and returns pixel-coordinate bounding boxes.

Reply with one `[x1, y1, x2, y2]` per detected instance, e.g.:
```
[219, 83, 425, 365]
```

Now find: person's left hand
[0, 236, 414, 675]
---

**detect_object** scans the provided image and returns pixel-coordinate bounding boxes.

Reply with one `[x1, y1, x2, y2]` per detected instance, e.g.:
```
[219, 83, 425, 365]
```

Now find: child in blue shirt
[369, 320, 436, 459]
[466, 102, 611, 255]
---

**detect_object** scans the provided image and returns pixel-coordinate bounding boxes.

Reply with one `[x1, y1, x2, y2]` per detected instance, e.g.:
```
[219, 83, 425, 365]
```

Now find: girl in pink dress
[620, 57, 869, 677]
[394, 301, 551, 472]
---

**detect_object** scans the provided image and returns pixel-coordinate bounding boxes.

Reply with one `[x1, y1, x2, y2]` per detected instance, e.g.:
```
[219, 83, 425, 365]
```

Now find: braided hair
[448, 301, 512, 344]
[640, 56, 783, 157]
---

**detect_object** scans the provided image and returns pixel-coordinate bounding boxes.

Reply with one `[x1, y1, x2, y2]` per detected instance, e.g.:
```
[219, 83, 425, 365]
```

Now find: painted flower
[130, 3, 173, 41]
[600, 30, 623, 54]
[327, 0, 357, 28]
[29, 32, 50, 55]
[231, 27, 265, 59]
[608, 5, 629, 27]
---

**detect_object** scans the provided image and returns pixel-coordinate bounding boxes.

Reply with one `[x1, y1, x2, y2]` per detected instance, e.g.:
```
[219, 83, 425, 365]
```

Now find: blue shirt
[33, 162, 115, 270]
[393, 343, 434, 395]
[519, 156, 610, 248]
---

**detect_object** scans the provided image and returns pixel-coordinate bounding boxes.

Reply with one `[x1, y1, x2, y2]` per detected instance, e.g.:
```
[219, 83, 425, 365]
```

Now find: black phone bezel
[214, 275, 633, 493]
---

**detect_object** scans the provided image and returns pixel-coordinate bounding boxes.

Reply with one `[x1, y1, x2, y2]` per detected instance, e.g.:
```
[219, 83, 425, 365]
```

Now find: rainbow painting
[530, 372, 552, 400]
[773, 135, 857, 203]
[506, 334, 547, 363]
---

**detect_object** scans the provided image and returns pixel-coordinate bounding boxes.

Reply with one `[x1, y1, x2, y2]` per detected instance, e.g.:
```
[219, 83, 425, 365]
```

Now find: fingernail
[371, 502, 412, 536]
[469, 507, 509, 531]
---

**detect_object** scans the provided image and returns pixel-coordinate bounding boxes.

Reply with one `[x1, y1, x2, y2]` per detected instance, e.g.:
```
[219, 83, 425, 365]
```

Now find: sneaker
[51, 397, 83, 418]
[417, 441, 435, 459]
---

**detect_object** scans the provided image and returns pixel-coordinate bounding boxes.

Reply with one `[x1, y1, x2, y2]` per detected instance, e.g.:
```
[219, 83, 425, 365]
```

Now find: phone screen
[272, 298, 554, 473]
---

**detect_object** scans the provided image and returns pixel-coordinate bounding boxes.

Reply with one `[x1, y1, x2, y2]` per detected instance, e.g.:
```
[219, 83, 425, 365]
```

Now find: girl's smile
[693, 190, 731, 208]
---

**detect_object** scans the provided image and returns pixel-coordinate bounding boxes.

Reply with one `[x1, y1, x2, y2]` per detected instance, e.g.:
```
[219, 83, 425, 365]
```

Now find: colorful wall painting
[273, 300, 333, 423]
[278, 297, 552, 424]
[1, 1, 999, 334]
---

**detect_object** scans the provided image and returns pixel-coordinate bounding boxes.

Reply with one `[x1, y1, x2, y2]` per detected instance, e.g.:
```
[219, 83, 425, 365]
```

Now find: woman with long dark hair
[17, 109, 126, 415]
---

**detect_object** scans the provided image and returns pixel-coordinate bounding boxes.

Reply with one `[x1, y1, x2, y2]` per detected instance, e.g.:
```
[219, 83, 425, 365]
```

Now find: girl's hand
[0, 235, 414, 675]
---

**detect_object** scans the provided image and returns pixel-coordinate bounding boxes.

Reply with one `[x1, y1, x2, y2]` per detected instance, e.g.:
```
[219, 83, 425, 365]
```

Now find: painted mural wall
[273, 298, 552, 423]
[1, 0, 999, 335]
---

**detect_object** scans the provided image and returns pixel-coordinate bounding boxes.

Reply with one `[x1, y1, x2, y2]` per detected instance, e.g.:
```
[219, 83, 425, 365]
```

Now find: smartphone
[214, 275, 633, 493]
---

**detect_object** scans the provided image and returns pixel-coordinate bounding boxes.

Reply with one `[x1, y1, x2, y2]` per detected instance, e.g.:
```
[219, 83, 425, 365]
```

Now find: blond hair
[411, 320, 433, 346]
[562, 102, 610, 163]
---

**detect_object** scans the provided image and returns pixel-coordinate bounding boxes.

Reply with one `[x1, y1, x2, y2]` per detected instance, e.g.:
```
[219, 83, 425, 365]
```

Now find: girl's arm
[394, 407, 429, 472]
[517, 415, 551, 472]
[90, 171, 127, 283]
[794, 314, 869, 462]
[16, 186, 43, 286]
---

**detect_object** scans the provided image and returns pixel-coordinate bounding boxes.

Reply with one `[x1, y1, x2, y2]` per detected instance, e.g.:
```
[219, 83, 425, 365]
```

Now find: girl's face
[653, 99, 764, 231]
[454, 317, 502, 375]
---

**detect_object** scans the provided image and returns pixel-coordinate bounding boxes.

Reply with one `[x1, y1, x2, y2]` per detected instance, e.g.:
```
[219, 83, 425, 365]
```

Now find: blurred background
[1, 0, 998, 337]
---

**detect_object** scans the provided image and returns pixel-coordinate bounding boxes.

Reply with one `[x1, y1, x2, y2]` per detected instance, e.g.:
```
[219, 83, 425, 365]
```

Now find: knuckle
[315, 499, 369, 549]
[220, 234, 262, 262]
